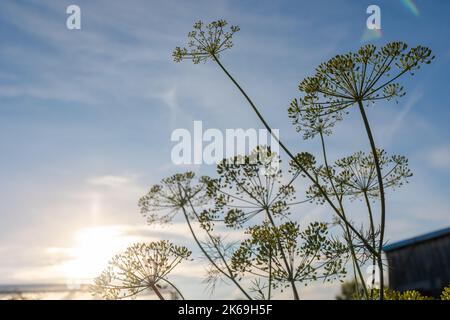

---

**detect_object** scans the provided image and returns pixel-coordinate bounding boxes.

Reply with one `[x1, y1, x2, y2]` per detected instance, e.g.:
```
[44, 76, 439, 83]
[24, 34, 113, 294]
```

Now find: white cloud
[152, 87, 184, 129]
[380, 90, 423, 147]
[426, 145, 450, 171]
[87, 175, 135, 188]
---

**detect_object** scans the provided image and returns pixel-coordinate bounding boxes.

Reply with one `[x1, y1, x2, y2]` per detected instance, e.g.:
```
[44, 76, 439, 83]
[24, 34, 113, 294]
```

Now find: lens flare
[400, 0, 420, 16]
[361, 28, 383, 42]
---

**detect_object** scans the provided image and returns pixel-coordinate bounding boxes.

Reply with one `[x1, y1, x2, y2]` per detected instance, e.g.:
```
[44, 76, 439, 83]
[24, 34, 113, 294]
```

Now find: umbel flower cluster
[91, 241, 191, 300]
[288, 149, 412, 204]
[173, 20, 240, 64]
[288, 42, 434, 138]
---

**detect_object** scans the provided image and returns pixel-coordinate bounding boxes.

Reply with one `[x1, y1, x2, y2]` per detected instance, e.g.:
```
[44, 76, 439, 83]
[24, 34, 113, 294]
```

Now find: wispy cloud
[87, 175, 136, 188]
[380, 90, 423, 147]
[425, 145, 450, 171]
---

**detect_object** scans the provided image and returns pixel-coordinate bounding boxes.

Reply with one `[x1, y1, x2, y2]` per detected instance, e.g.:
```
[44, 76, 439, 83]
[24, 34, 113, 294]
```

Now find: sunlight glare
[57, 226, 140, 286]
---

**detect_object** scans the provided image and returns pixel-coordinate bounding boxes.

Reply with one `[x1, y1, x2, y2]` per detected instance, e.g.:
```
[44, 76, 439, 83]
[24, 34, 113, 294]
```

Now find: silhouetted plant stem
[150, 282, 165, 300]
[319, 131, 369, 299]
[225, 169, 299, 299]
[161, 278, 185, 300]
[363, 190, 377, 299]
[180, 202, 252, 300]
[186, 199, 253, 298]
[357, 100, 385, 300]
[268, 247, 273, 300]
[351, 259, 362, 300]
[264, 208, 300, 300]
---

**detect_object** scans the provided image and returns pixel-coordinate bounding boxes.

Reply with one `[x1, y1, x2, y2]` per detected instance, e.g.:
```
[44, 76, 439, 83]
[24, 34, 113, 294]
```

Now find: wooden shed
[383, 227, 450, 297]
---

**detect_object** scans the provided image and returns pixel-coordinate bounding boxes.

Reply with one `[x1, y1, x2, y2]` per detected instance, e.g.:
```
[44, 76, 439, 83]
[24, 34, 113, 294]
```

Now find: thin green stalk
[149, 282, 165, 300]
[221, 170, 299, 298]
[268, 247, 273, 300]
[351, 259, 362, 300]
[319, 131, 369, 299]
[357, 100, 385, 300]
[264, 208, 300, 300]
[161, 278, 185, 300]
[343, 227, 369, 299]
[180, 205, 252, 300]
[363, 190, 377, 299]
[186, 200, 253, 299]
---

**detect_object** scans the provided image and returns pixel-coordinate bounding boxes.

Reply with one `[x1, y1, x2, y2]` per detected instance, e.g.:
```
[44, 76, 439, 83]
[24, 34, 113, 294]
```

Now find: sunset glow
[54, 226, 141, 284]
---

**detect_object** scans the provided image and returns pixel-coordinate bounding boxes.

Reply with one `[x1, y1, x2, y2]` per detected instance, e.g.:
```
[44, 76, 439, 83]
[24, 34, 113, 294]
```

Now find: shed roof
[383, 226, 450, 252]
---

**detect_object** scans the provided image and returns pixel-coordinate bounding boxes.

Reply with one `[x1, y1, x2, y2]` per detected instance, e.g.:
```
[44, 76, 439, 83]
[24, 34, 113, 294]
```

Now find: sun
[55, 226, 140, 285]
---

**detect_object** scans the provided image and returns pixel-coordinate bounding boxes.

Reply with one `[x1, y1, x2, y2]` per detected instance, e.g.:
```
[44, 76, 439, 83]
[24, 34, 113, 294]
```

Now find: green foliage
[337, 281, 450, 300]
[335, 280, 362, 300]
[372, 288, 433, 300]
[440, 285, 450, 300]
[90, 241, 191, 300]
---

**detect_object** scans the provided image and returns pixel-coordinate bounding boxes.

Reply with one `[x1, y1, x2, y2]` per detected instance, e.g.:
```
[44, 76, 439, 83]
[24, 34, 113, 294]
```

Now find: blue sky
[0, 0, 449, 299]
